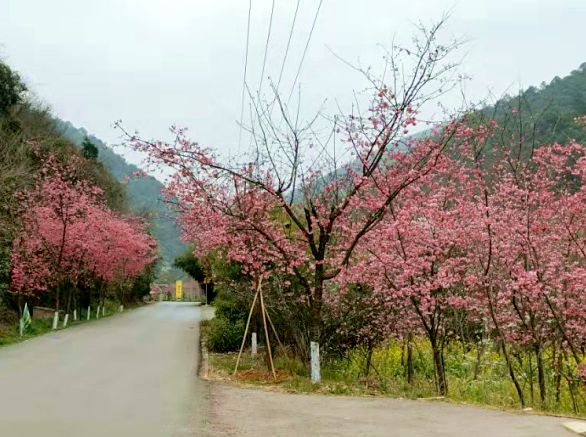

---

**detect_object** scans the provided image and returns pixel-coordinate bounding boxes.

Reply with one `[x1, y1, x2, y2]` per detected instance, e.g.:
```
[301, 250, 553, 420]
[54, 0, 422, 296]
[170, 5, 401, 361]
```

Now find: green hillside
[0, 59, 145, 306]
[478, 62, 586, 145]
[54, 120, 186, 265]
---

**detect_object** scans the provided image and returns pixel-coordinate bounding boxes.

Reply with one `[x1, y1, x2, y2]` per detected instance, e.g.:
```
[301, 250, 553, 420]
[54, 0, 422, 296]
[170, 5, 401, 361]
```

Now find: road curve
[0, 302, 210, 437]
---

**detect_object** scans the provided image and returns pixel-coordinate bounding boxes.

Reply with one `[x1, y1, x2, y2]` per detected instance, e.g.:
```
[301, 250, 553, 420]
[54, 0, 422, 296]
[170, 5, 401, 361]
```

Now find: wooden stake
[265, 308, 287, 358]
[233, 282, 260, 376]
[259, 285, 276, 380]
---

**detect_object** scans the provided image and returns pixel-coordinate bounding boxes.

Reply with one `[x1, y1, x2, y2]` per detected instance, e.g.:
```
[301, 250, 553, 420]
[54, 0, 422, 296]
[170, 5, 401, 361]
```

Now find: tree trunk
[528, 353, 535, 404]
[364, 341, 374, 377]
[566, 358, 579, 414]
[501, 340, 525, 407]
[17, 294, 22, 320]
[66, 287, 72, 316]
[534, 343, 546, 405]
[554, 349, 562, 405]
[473, 340, 484, 380]
[55, 284, 60, 312]
[406, 334, 414, 384]
[100, 284, 105, 312]
[486, 285, 525, 407]
[430, 336, 447, 396]
[309, 276, 323, 345]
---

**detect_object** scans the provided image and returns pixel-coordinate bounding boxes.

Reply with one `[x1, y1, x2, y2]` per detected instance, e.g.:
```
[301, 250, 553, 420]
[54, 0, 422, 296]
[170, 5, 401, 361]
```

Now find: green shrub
[207, 316, 244, 353]
[213, 292, 248, 324]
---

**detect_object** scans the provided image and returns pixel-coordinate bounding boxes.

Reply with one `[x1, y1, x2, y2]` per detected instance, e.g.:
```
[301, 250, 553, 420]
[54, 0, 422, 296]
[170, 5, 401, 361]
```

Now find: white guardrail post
[310, 341, 321, 384]
[251, 332, 257, 355]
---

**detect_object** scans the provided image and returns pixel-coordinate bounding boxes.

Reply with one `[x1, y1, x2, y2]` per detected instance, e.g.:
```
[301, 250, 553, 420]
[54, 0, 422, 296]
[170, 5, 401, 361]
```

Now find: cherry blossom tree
[486, 141, 586, 405]
[121, 20, 463, 353]
[10, 152, 158, 317]
[11, 154, 103, 307]
[345, 158, 470, 394]
[344, 114, 586, 400]
[437, 118, 585, 403]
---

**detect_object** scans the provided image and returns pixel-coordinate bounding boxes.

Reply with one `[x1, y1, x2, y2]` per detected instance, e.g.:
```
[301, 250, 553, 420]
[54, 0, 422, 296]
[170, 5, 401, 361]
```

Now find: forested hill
[54, 120, 186, 265]
[479, 62, 586, 145]
[333, 63, 586, 189]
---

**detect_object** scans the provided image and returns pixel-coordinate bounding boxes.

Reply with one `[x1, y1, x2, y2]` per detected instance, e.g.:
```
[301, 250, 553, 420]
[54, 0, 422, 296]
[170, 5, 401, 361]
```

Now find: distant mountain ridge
[54, 119, 186, 265]
[480, 62, 586, 145]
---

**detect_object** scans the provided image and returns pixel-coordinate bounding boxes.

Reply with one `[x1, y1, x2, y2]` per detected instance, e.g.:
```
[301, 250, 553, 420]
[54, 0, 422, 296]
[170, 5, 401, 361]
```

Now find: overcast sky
[1, 0, 585, 168]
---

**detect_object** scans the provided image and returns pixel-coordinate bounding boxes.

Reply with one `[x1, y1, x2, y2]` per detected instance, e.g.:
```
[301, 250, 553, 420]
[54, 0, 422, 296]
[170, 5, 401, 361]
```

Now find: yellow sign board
[175, 280, 183, 300]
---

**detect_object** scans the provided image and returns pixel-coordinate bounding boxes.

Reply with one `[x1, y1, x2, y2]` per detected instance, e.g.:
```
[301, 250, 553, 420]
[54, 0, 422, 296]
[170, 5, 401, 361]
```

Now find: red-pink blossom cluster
[344, 132, 586, 370]
[10, 155, 157, 295]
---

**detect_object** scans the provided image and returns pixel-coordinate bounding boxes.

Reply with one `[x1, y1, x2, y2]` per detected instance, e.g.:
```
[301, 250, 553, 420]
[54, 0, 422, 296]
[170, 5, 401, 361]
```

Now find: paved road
[0, 302, 210, 437]
[1, 303, 581, 437]
[210, 384, 577, 437]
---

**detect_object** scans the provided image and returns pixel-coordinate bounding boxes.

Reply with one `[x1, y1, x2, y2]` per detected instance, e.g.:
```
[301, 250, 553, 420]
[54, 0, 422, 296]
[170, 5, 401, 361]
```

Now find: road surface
[0, 302, 210, 437]
[209, 384, 575, 437]
[0, 302, 580, 437]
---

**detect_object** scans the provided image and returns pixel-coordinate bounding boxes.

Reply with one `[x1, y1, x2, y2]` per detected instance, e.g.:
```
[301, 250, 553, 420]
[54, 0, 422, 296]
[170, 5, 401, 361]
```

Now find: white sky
[1, 0, 585, 169]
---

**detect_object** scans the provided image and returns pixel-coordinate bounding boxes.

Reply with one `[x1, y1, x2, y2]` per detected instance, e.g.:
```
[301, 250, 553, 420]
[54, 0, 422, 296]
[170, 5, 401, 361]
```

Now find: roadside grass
[0, 301, 141, 347]
[0, 318, 54, 346]
[202, 333, 586, 418]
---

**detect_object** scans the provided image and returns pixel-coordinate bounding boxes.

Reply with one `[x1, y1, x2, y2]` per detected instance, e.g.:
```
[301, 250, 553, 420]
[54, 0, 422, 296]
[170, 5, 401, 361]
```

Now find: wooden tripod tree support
[233, 277, 277, 380]
[233, 283, 259, 376]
